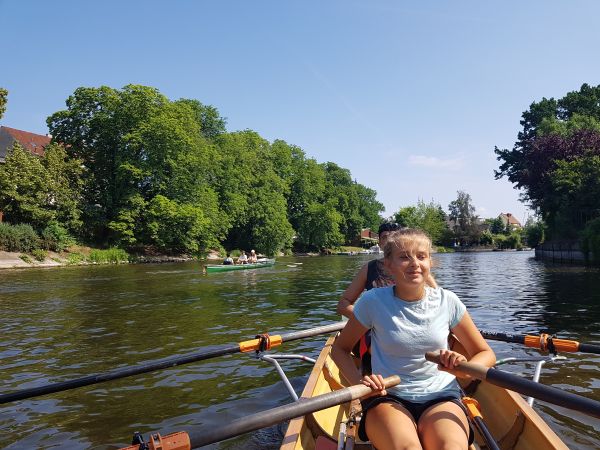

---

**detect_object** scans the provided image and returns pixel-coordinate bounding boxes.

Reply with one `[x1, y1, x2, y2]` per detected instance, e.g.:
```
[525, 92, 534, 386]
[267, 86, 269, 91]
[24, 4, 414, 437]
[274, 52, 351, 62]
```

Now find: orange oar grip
[524, 335, 542, 349]
[524, 334, 580, 353]
[238, 335, 283, 352]
[462, 397, 482, 419]
[550, 338, 580, 353]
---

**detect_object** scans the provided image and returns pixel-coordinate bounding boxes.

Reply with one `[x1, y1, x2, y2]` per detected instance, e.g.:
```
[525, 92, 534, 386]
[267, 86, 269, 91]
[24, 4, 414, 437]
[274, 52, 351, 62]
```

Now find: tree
[448, 191, 480, 245]
[47, 85, 224, 250]
[296, 201, 344, 250]
[42, 143, 84, 232]
[0, 88, 7, 120]
[215, 131, 293, 254]
[523, 219, 545, 248]
[0, 143, 52, 228]
[320, 162, 384, 243]
[393, 200, 448, 244]
[495, 84, 600, 238]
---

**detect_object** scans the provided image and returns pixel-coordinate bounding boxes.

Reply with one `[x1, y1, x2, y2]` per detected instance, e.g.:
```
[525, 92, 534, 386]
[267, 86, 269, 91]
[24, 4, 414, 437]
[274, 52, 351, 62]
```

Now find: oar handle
[425, 351, 490, 380]
[425, 351, 600, 419]
[188, 375, 401, 447]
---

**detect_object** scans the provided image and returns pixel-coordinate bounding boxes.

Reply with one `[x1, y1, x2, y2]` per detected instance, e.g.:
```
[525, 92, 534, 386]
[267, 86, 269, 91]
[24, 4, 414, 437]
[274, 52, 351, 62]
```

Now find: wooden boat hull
[281, 334, 568, 450]
[204, 259, 275, 273]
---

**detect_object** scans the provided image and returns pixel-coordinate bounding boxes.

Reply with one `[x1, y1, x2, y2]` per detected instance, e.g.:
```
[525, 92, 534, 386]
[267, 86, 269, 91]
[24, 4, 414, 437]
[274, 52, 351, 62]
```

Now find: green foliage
[0, 87, 7, 120]
[88, 248, 130, 264]
[39, 83, 386, 255]
[0, 223, 40, 252]
[580, 217, 600, 263]
[493, 232, 522, 249]
[42, 143, 84, 232]
[0, 142, 82, 233]
[66, 253, 85, 265]
[485, 217, 505, 234]
[297, 201, 344, 250]
[479, 230, 494, 246]
[0, 143, 53, 228]
[524, 220, 545, 248]
[19, 254, 33, 264]
[41, 221, 75, 252]
[146, 195, 217, 254]
[393, 200, 447, 244]
[448, 191, 480, 245]
[495, 83, 600, 240]
[31, 249, 48, 262]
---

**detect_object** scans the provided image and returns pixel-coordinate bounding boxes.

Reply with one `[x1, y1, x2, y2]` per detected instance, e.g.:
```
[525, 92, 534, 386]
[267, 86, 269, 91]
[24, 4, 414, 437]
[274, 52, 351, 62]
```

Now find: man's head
[377, 222, 402, 249]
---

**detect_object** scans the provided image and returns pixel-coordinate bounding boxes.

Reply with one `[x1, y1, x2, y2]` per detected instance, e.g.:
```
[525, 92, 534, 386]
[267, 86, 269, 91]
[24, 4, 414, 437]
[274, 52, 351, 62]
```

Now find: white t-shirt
[354, 286, 466, 401]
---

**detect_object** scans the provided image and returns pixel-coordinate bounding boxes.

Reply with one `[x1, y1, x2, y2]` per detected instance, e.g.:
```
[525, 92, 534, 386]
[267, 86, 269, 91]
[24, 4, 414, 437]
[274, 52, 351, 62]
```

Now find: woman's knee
[365, 403, 422, 450]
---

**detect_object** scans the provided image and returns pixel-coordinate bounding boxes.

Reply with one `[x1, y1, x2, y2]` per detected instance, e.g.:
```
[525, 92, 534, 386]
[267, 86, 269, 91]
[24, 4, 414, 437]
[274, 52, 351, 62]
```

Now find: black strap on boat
[461, 396, 500, 450]
[547, 335, 558, 355]
[539, 333, 558, 355]
[255, 333, 271, 353]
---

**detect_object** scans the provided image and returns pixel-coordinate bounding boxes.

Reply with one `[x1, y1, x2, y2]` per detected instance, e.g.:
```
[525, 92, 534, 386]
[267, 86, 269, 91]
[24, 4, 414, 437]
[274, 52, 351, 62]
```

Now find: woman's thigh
[417, 401, 469, 450]
[365, 402, 422, 450]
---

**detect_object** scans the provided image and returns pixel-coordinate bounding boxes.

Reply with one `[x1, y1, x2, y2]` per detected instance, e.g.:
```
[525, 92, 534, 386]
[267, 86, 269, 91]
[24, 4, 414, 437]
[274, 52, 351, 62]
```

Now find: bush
[66, 253, 85, 265]
[31, 249, 48, 261]
[581, 218, 600, 264]
[88, 248, 130, 264]
[41, 222, 74, 252]
[19, 254, 32, 264]
[525, 221, 545, 248]
[0, 223, 40, 252]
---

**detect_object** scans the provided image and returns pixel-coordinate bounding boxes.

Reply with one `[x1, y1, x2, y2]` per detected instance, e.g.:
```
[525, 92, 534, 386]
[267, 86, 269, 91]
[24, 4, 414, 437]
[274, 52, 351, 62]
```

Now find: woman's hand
[361, 374, 387, 397]
[436, 349, 470, 379]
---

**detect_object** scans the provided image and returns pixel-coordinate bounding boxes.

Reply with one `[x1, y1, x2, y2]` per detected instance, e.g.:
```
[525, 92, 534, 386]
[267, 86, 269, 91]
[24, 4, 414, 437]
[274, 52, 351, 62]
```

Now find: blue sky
[2, 1, 600, 223]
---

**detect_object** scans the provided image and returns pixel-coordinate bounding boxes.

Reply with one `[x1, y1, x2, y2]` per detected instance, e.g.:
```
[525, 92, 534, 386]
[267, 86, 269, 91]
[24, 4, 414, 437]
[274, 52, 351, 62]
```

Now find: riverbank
[0, 249, 202, 270]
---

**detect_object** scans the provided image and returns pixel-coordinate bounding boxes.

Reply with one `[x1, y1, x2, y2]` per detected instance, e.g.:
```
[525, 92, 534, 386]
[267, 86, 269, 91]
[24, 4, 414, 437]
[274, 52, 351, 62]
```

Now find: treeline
[392, 194, 543, 251]
[495, 83, 600, 261]
[0, 85, 383, 256]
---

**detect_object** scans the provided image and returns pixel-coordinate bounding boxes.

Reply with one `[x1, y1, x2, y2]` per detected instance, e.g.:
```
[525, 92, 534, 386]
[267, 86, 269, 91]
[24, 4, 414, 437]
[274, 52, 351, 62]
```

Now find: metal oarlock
[495, 354, 567, 406]
[255, 352, 316, 401]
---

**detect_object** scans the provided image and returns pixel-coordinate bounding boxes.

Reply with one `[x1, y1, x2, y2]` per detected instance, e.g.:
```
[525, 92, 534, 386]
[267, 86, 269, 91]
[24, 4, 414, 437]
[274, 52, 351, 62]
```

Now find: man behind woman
[332, 228, 495, 450]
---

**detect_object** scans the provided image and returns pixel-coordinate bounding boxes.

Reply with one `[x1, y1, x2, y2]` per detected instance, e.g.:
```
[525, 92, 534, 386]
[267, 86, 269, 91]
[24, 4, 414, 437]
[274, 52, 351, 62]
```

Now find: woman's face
[384, 241, 431, 288]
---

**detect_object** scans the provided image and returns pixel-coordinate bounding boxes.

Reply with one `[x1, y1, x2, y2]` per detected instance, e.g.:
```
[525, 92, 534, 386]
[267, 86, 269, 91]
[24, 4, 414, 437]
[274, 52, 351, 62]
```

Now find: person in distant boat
[223, 253, 234, 265]
[337, 222, 404, 373]
[332, 228, 495, 450]
[248, 249, 258, 264]
[237, 251, 248, 265]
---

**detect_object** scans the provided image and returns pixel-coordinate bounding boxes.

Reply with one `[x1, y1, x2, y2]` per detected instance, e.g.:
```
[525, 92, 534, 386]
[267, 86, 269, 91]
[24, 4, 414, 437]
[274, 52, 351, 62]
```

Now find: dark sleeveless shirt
[366, 258, 394, 290]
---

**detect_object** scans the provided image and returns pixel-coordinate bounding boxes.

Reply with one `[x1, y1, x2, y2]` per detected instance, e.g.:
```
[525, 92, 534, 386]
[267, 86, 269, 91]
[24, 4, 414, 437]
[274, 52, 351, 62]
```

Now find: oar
[188, 375, 400, 448]
[479, 330, 600, 354]
[425, 351, 600, 419]
[0, 321, 346, 405]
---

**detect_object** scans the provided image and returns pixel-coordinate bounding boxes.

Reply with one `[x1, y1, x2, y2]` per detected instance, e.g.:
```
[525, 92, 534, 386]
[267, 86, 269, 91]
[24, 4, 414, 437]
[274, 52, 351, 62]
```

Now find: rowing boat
[204, 259, 275, 273]
[281, 333, 568, 450]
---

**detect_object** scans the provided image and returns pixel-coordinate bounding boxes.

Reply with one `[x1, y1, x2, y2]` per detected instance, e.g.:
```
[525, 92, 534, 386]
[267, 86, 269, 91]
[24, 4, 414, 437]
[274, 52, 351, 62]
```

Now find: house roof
[0, 126, 51, 157]
[499, 213, 522, 227]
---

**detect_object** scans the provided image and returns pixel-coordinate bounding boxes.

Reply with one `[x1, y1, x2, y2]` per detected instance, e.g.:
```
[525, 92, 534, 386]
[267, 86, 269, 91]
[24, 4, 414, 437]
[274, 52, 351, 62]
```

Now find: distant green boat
[204, 259, 276, 273]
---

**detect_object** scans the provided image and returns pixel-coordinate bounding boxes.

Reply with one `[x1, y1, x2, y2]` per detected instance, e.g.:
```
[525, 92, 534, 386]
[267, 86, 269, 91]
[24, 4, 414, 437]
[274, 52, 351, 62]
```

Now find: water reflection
[0, 252, 598, 449]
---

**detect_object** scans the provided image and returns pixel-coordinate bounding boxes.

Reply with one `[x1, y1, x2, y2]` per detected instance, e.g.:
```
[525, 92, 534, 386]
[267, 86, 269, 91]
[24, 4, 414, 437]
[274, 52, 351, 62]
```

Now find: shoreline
[0, 250, 202, 270]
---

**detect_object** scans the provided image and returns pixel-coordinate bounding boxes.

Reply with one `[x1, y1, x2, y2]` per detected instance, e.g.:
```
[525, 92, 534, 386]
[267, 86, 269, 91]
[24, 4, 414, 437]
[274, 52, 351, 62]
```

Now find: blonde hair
[383, 228, 438, 288]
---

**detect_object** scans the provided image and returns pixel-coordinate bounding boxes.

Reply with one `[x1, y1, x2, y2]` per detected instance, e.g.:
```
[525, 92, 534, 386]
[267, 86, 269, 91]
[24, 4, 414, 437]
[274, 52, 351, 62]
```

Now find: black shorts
[358, 392, 474, 445]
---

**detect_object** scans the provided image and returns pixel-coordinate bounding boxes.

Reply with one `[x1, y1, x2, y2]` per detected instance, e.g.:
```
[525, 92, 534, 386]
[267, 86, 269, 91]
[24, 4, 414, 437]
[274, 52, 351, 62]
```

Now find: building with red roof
[0, 126, 51, 163]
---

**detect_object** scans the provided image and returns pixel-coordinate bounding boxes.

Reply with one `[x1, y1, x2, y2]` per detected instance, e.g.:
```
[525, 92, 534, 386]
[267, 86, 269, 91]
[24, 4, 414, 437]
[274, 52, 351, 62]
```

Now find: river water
[0, 251, 599, 449]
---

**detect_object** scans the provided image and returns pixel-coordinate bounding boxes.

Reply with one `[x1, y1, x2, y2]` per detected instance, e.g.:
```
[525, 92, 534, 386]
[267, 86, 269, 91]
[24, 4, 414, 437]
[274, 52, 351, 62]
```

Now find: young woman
[331, 228, 495, 450]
